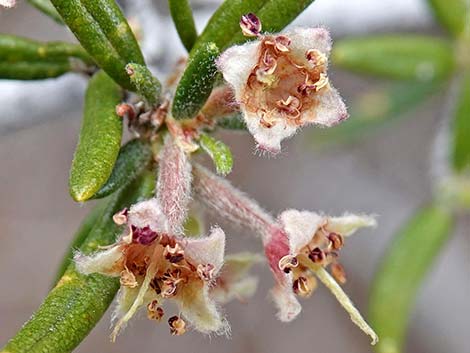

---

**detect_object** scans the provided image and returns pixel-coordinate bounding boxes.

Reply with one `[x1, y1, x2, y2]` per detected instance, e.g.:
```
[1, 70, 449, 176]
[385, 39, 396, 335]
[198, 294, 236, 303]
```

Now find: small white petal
[279, 209, 324, 254]
[286, 27, 332, 56]
[271, 283, 302, 322]
[127, 198, 169, 234]
[303, 85, 349, 127]
[245, 112, 298, 153]
[184, 226, 226, 271]
[179, 282, 228, 334]
[74, 246, 124, 276]
[327, 213, 377, 236]
[216, 42, 259, 101]
[0, 0, 16, 8]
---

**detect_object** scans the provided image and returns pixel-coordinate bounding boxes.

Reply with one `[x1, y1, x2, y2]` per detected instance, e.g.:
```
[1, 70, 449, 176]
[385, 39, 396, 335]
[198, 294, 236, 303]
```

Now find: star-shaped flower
[75, 198, 228, 339]
[264, 209, 378, 344]
[217, 14, 348, 153]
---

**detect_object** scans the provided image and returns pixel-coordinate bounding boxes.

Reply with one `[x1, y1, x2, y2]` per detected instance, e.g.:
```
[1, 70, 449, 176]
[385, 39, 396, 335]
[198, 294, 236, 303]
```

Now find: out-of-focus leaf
[126, 63, 162, 106]
[27, 0, 63, 24]
[310, 81, 442, 145]
[193, 0, 315, 51]
[69, 71, 123, 202]
[217, 113, 247, 130]
[0, 34, 93, 79]
[168, 0, 198, 52]
[52, 201, 106, 284]
[427, 0, 468, 37]
[1, 171, 155, 353]
[451, 72, 470, 172]
[332, 36, 455, 81]
[50, 0, 145, 90]
[369, 203, 454, 353]
[172, 42, 219, 120]
[199, 133, 233, 175]
[183, 214, 203, 237]
[92, 139, 153, 199]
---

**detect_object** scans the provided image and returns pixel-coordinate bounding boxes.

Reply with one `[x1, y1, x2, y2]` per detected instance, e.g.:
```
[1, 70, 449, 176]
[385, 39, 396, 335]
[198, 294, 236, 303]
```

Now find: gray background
[0, 1, 468, 353]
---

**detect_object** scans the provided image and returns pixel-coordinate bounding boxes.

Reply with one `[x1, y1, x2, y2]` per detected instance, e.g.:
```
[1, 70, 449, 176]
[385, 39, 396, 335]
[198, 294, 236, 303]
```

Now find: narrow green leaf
[172, 42, 220, 120]
[332, 35, 455, 81]
[310, 81, 442, 145]
[369, 203, 454, 353]
[126, 63, 162, 106]
[217, 113, 247, 130]
[92, 139, 153, 199]
[168, 0, 198, 52]
[69, 71, 123, 202]
[50, 0, 145, 90]
[1, 171, 155, 353]
[427, 0, 468, 37]
[52, 201, 106, 284]
[451, 72, 470, 172]
[199, 133, 233, 175]
[27, 0, 63, 24]
[0, 34, 93, 79]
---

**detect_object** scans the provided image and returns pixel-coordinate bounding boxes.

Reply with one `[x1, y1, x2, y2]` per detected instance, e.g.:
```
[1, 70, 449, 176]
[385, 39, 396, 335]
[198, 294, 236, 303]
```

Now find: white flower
[75, 198, 228, 339]
[263, 209, 378, 344]
[217, 18, 348, 153]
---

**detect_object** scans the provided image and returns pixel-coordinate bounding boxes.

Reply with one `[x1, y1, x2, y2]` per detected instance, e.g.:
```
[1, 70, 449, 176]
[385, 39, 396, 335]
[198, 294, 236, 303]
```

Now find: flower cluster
[73, 13, 378, 345]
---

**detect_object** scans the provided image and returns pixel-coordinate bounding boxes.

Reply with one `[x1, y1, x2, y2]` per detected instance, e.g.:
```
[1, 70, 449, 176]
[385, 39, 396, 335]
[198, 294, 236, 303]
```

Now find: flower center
[242, 35, 329, 128]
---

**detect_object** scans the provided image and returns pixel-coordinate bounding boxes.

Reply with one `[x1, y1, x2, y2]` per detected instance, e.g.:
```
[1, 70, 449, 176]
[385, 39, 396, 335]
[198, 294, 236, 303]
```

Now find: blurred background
[0, 1, 468, 353]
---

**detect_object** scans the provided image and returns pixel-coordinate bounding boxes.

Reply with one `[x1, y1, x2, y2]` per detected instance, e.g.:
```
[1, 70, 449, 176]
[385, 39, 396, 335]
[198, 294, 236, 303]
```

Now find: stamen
[197, 263, 216, 281]
[328, 233, 344, 250]
[120, 268, 138, 288]
[132, 225, 158, 245]
[240, 13, 262, 37]
[168, 316, 187, 335]
[308, 247, 325, 264]
[147, 300, 164, 321]
[278, 255, 298, 273]
[314, 73, 329, 91]
[164, 243, 185, 263]
[305, 49, 327, 67]
[331, 263, 347, 284]
[113, 208, 128, 225]
[292, 274, 317, 298]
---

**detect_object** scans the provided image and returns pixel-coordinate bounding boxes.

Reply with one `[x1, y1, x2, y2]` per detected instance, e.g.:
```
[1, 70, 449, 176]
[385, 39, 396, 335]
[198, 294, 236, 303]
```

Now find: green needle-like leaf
[369, 203, 454, 353]
[451, 72, 470, 173]
[92, 139, 153, 199]
[27, 0, 63, 24]
[52, 201, 106, 284]
[199, 133, 233, 175]
[427, 0, 468, 37]
[310, 81, 442, 145]
[172, 42, 220, 120]
[126, 63, 162, 106]
[0, 34, 93, 79]
[69, 71, 123, 202]
[168, 0, 198, 52]
[332, 35, 456, 82]
[217, 113, 247, 130]
[1, 171, 155, 353]
[50, 0, 145, 90]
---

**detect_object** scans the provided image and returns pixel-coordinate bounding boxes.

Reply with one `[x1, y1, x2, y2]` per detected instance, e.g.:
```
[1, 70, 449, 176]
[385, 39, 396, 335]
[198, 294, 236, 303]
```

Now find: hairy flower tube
[217, 14, 348, 153]
[193, 164, 378, 344]
[75, 198, 229, 339]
